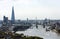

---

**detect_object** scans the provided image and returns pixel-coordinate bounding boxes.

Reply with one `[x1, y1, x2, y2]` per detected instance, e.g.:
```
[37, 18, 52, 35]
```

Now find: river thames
[16, 25, 60, 39]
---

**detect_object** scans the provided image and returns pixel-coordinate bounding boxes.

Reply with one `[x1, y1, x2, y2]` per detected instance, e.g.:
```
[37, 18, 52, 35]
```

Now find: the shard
[11, 6, 15, 24]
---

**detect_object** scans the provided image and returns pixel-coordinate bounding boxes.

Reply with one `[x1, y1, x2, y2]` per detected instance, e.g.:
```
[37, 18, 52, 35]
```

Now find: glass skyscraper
[11, 6, 15, 24]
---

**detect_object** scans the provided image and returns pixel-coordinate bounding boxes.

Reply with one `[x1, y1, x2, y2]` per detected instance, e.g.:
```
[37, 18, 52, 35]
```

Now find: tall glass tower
[11, 6, 15, 24]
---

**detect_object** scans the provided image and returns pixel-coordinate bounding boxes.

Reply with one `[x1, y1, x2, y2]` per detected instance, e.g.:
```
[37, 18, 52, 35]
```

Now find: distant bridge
[9, 24, 32, 32]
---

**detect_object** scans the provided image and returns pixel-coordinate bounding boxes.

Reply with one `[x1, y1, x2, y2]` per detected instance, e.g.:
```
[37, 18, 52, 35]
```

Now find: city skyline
[0, 0, 60, 20]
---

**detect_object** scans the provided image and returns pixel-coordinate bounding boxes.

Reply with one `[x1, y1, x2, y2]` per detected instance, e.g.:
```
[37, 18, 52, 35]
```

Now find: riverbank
[0, 31, 43, 39]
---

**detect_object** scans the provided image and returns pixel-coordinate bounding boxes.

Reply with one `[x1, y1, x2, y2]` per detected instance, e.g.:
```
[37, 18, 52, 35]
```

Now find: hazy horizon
[0, 0, 60, 20]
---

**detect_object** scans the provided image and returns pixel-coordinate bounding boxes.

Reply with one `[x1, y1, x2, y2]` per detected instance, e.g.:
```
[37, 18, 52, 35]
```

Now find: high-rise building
[11, 6, 15, 24]
[3, 16, 8, 25]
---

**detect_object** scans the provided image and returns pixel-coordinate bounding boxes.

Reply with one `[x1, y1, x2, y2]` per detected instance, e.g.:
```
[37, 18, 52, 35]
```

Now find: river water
[16, 25, 60, 39]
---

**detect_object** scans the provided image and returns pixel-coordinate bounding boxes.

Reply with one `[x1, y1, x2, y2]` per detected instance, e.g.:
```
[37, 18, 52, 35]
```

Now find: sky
[0, 0, 60, 20]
